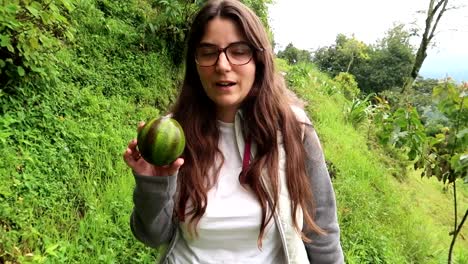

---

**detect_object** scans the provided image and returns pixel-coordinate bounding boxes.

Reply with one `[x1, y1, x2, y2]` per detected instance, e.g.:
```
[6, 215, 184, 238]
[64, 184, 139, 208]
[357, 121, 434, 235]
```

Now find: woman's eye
[231, 49, 248, 55]
[229, 44, 251, 56]
[199, 49, 217, 56]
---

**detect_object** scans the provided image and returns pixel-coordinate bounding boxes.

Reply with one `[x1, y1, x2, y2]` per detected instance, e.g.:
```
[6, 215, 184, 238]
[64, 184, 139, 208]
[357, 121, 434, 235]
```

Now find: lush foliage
[0, 0, 181, 262]
[334, 72, 360, 100]
[345, 93, 374, 128]
[0, 0, 277, 263]
[1, 0, 466, 263]
[418, 81, 467, 183]
[375, 79, 468, 183]
[277, 42, 312, 64]
[143, 0, 200, 65]
[371, 78, 468, 262]
[313, 24, 415, 93]
[375, 105, 427, 161]
[279, 62, 468, 263]
[338, 36, 369, 73]
[242, 0, 273, 30]
[0, 0, 75, 90]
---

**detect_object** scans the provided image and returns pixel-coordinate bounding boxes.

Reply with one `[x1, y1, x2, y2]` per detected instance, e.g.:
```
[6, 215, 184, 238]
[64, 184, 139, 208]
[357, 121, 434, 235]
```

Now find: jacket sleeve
[302, 124, 344, 264]
[130, 173, 177, 248]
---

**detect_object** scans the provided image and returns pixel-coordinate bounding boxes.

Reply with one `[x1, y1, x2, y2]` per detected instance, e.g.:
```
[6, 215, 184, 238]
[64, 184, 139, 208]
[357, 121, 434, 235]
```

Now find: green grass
[0, 84, 162, 262]
[1, 1, 175, 262]
[396, 172, 468, 263]
[286, 62, 468, 264]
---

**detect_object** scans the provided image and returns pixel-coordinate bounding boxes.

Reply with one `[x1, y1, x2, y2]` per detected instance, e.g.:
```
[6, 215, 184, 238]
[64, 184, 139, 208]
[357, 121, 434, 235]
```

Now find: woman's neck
[216, 107, 237, 123]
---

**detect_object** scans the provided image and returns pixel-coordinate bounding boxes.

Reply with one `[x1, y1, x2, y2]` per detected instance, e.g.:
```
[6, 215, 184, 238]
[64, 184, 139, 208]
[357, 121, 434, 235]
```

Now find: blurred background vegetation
[1, 0, 466, 263]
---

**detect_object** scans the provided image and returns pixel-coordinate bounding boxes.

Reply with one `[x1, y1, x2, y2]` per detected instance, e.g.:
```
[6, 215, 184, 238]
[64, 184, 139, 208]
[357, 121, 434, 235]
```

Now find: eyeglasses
[195, 42, 260, 67]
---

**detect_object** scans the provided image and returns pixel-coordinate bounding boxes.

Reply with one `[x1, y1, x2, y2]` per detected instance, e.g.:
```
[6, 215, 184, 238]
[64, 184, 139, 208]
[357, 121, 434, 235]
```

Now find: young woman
[123, 0, 344, 263]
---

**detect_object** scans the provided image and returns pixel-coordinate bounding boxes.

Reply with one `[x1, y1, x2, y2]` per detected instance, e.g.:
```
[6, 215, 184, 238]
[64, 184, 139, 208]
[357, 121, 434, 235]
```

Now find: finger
[123, 148, 137, 168]
[137, 121, 145, 133]
[132, 149, 142, 161]
[124, 140, 142, 161]
[128, 139, 138, 150]
[127, 139, 140, 155]
[167, 158, 184, 175]
[127, 140, 143, 161]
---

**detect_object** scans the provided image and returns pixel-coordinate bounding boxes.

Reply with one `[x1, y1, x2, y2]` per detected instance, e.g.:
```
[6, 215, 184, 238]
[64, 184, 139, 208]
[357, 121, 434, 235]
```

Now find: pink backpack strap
[239, 136, 251, 184]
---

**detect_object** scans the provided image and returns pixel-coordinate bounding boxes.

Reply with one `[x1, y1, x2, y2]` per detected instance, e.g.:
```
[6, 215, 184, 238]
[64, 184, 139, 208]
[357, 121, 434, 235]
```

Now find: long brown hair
[171, 0, 324, 246]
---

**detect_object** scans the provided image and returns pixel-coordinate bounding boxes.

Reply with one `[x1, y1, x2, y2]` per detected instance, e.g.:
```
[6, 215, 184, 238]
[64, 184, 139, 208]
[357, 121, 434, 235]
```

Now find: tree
[313, 34, 352, 76]
[355, 24, 415, 93]
[338, 35, 369, 73]
[313, 27, 414, 94]
[401, 0, 450, 93]
[241, 0, 273, 30]
[277, 43, 312, 64]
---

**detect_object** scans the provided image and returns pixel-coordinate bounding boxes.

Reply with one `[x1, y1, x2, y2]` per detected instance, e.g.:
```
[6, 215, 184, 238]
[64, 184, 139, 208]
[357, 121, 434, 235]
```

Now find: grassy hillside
[1, 0, 175, 262]
[396, 171, 468, 263]
[1, 1, 467, 263]
[283, 62, 468, 264]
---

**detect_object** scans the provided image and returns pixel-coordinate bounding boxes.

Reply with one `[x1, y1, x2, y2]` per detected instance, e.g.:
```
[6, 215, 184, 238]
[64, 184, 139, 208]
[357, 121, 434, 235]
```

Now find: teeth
[219, 82, 231, 85]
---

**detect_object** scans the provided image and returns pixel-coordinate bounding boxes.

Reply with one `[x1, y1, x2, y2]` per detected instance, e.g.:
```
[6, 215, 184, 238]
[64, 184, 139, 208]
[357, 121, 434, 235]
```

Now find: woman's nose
[215, 51, 232, 72]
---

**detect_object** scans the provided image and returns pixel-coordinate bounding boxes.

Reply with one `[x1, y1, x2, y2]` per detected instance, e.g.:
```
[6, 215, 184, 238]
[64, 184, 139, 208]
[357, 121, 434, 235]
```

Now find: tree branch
[432, 0, 446, 13]
[448, 208, 468, 263]
[428, 0, 449, 42]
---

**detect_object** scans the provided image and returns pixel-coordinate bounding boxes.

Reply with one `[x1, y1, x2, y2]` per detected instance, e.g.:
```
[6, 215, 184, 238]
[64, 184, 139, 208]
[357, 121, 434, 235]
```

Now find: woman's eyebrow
[198, 42, 217, 47]
[198, 41, 247, 47]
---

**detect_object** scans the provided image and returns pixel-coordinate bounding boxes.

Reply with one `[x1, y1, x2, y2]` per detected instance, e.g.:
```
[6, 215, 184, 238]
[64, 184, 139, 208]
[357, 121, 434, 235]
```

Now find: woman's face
[196, 17, 256, 122]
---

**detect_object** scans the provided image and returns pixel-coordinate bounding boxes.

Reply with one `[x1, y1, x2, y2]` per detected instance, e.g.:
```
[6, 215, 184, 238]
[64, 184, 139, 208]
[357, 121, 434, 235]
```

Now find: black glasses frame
[195, 42, 263, 67]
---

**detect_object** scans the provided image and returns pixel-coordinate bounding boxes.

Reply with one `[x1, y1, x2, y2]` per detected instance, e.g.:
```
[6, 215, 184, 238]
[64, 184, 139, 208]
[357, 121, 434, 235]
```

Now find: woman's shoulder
[289, 105, 312, 126]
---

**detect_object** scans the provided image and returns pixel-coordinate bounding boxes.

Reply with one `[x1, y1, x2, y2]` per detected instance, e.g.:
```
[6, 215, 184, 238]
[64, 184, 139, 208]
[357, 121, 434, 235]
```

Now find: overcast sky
[268, 0, 468, 82]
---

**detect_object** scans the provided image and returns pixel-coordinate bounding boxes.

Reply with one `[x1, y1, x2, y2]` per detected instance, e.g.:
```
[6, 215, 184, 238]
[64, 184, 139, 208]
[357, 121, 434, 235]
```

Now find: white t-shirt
[169, 120, 284, 264]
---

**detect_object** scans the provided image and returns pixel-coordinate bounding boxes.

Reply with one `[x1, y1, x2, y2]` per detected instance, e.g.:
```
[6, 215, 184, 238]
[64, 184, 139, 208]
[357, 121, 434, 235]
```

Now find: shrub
[334, 72, 360, 100]
[0, 0, 75, 91]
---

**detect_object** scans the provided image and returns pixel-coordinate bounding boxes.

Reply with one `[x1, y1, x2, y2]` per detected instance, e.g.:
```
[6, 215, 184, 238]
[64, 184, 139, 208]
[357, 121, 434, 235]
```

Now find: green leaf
[7, 44, 14, 53]
[408, 149, 417, 160]
[45, 244, 60, 257]
[58, 0, 75, 12]
[17, 66, 25, 76]
[456, 128, 468, 139]
[0, 34, 11, 47]
[461, 153, 468, 162]
[30, 65, 44, 74]
[26, 5, 40, 17]
[0, 131, 13, 144]
[29, 37, 39, 50]
[5, 3, 19, 13]
[65, 30, 74, 42]
[149, 23, 155, 34]
[0, 59, 5, 68]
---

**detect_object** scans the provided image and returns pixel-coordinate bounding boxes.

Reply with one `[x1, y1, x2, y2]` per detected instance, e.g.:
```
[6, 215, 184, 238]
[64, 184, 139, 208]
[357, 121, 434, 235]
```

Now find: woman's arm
[302, 124, 344, 264]
[130, 173, 178, 248]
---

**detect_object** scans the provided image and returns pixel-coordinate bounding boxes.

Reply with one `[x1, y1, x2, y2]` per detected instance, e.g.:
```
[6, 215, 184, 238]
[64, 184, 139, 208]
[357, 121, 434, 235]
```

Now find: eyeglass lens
[196, 43, 253, 66]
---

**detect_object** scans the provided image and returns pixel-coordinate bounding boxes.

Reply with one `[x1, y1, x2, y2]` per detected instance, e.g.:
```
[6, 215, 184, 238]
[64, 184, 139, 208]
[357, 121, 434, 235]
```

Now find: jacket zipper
[235, 112, 291, 263]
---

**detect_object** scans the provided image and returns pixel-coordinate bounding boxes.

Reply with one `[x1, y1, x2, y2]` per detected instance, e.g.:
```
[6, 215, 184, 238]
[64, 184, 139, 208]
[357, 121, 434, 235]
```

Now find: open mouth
[216, 81, 236, 88]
